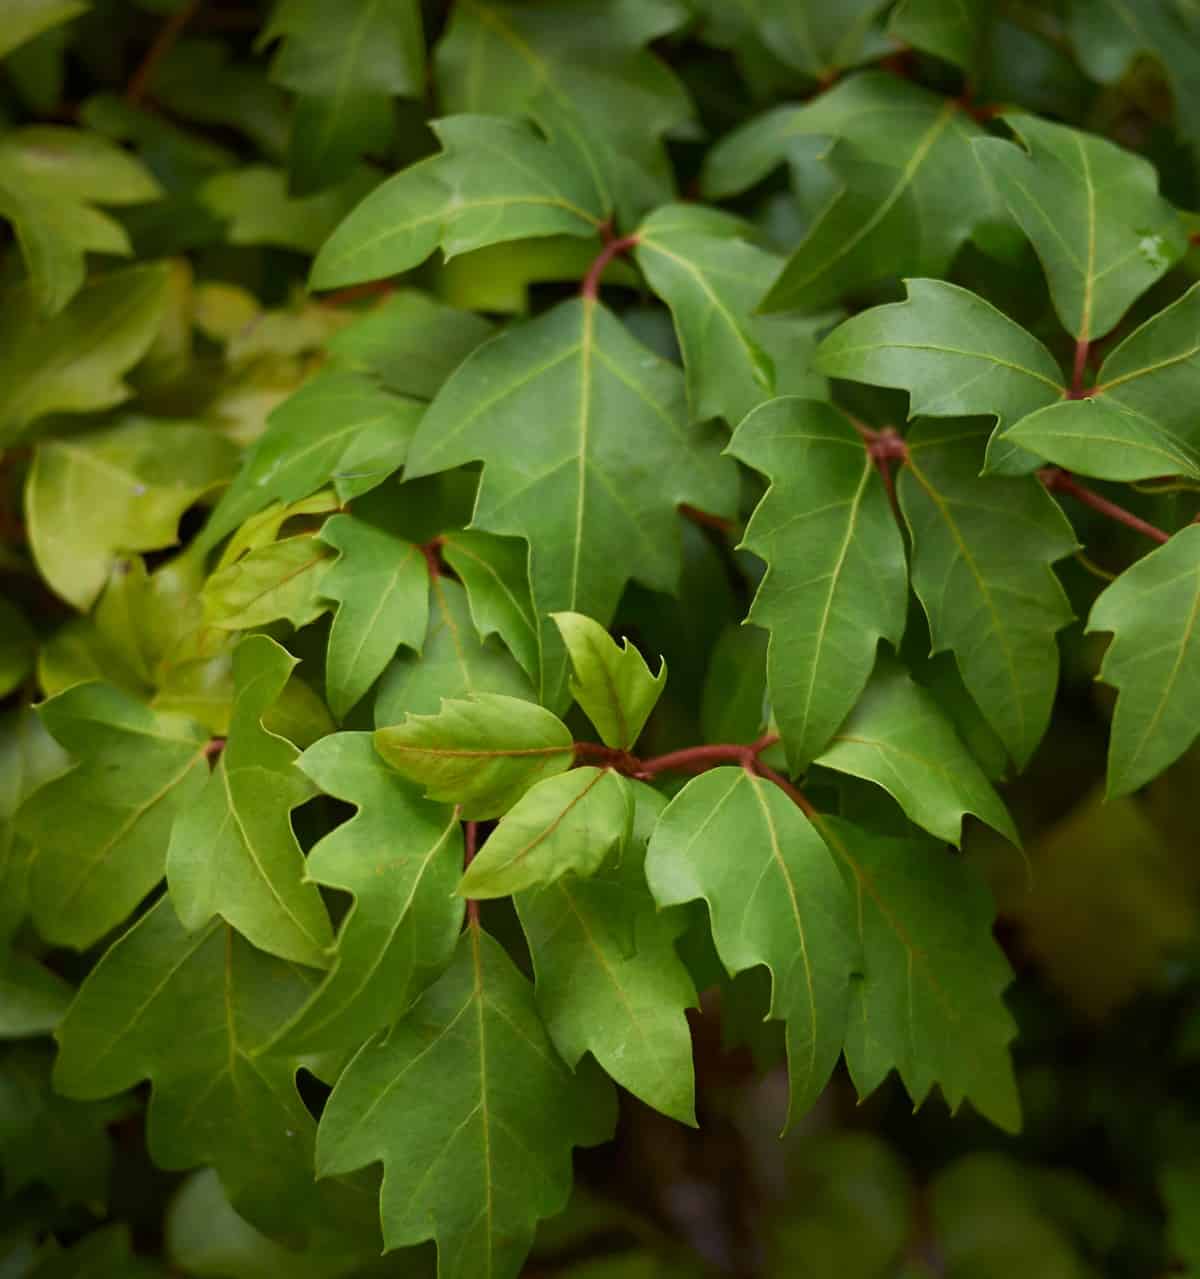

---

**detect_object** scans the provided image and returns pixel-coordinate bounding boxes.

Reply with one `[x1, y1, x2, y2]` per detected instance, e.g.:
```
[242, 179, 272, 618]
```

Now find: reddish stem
[634, 733, 779, 780]
[421, 537, 445, 580]
[679, 503, 737, 535]
[464, 820, 479, 927]
[318, 279, 395, 308]
[751, 760, 817, 820]
[1069, 338, 1091, 399]
[1040, 467, 1170, 545]
[126, 0, 203, 104]
[581, 233, 640, 301]
[204, 737, 226, 763]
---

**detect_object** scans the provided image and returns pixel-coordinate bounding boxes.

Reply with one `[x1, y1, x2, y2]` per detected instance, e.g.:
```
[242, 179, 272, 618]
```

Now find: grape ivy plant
[2, 1, 1200, 1276]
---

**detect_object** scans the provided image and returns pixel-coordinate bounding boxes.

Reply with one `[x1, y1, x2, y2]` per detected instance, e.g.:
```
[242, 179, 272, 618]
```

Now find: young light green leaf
[167, 635, 333, 967]
[459, 766, 632, 898]
[816, 279, 1065, 447]
[318, 516, 428, 720]
[405, 298, 737, 703]
[0, 126, 162, 315]
[27, 418, 238, 611]
[899, 420, 1077, 768]
[267, 733, 463, 1056]
[441, 530, 540, 682]
[202, 533, 333, 633]
[374, 575, 534, 723]
[515, 780, 698, 1125]
[316, 925, 616, 1271]
[633, 203, 778, 425]
[0, 264, 168, 446]
[702, 74, 1004, 312]
[1000, 281, 1200, 482]
[374, 692, 573, 819]
[645, 767, 855, 1123]
[814, 662, 1019, 847]
[974, 114, 1185, 342]
[18, 683, 208, 950]
[818, 816, 1020, 1131]
[729, 398, 908, 770]
[0, 1, 88, 61]
[551, 612, 665, 750]
[53, 900, 335, 1238]
[889, 0, 987, 71]
[200, 369, 424, 550]
[1087, 525, 1200, 796]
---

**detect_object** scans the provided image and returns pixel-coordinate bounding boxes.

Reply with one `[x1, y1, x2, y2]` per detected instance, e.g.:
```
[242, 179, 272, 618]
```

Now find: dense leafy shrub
[2, 1, 1200, 1275]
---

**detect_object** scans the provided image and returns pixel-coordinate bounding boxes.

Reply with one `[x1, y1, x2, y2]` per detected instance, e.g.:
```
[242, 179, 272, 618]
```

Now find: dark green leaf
[645, 767, 854, 1122]
[729, 398, 908, 770]
[268, 733, 463, 1055]
[316, 925, 616, 1270]
[441, 531, 540, 683]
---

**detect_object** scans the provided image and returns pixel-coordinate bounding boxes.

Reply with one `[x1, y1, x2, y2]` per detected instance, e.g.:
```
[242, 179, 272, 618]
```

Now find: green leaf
[889, 0, 988, 71]
[701, 624, 768, 746]
[973, 114, 1185, 342]
[0, 953, 73, 1039]
[814, 663, 1019, 847]
[459, 766, 633, 898]
[27, 417, 238, 611]
[310, 115, 607, 290]
[441, 530, 540, 683]
[815, 279, 1066, 456]
[515, 780, 697, 1124]
[898, 420, 1077, 768]
[1000, 281, 1200, 482]
[707, 0, 891, 78]
[203, 533, 333, 632]
[817, 817, 1020, 1130]
[0, 263, 168, 446]
[316, 924, 616, 1270]
[264, 0, 423, 193]
[0, 127, 162, 315]
[53, 900, 336, 1238]
[1067, 0, 1200, 160]
[645, 767, 854, 1123]
[267, 733, 463, 1055]
[0, 598, 35, 699]
[0, 1044, 120, 1208]
[405, 298, 737, 703]
[551, 612, 665, 750]
[374, 692, 574, 819]
[633, 204, 778, 425]
[433, 0, 691, 220]
[729, 398, 908, 770]
[17, 682, 208, 950]
[1163, 1163, 1200, 1275]
[201, 370, 424, 550]
[319, 516, 429, 720]
[0, 1, 87, 61]
[1087, 525, 1200, 796]
[375, 575, 534, 722]
[703, 74, 1005, 312]
[27, 1224, 164, 1279]
[167, 635, 334, 967]
[324, 289, 494, 400]
[202, 165, 377, 254]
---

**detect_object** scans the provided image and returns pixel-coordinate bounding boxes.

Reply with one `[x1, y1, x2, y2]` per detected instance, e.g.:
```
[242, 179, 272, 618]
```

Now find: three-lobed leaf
[316, 924, 616, 1272]
[646, 767, 855, 1123]
[729, 398, 908, 770]
[166, 635, 334, 967]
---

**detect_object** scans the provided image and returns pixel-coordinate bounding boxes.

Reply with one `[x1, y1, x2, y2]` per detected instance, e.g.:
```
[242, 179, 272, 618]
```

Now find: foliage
[1, 2, 1199, 1277]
